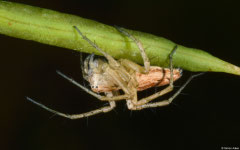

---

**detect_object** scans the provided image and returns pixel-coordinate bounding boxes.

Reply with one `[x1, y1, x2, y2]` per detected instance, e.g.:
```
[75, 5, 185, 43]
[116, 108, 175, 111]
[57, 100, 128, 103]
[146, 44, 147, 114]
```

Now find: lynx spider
[26, 26, 201, 119]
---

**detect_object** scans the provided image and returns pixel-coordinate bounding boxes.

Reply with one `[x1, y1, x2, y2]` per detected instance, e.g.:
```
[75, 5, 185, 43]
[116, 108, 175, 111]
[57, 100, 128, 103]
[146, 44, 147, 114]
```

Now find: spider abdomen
[136, 67, 182, 91]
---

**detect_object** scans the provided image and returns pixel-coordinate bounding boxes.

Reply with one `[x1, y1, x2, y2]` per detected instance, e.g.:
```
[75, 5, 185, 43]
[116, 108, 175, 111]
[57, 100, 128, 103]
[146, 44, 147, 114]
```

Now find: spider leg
[118, 58, 145, 74]
[130, 73, 203, 110]
[115, 26, 150, 73]
[73, 26, 120, 68]
[26, 94, 116, 119]
[169, 45, 178, 87]
[80, 52, 89, 81]
[130, 45, 178, 106]
[56, 70, 129, 101]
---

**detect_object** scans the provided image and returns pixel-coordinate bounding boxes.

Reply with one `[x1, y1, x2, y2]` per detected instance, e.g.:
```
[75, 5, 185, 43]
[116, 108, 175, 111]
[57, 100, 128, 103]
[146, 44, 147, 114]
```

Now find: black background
[1, 0, 240, 150]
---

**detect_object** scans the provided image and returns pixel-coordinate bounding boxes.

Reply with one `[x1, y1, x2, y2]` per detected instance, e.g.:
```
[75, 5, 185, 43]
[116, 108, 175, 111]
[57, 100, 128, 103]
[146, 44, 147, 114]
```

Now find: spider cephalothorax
[26, 26, 201, 119]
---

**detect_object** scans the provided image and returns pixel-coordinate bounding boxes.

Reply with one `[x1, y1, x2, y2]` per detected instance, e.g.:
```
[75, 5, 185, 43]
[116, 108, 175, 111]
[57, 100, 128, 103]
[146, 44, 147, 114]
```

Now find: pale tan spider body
[26, 26, 201, 119]
[79, 25, 183, 110]
[85, 56, 182, 93]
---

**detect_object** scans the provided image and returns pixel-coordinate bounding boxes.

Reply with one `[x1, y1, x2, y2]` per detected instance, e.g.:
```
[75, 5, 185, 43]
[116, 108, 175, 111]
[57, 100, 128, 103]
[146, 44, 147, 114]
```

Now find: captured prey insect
[26, 26, 202, 119]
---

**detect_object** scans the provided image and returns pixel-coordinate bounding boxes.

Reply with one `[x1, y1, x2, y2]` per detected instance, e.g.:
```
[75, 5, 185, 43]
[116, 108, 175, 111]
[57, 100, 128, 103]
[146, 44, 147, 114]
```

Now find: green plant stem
[0, 1, 240, 75]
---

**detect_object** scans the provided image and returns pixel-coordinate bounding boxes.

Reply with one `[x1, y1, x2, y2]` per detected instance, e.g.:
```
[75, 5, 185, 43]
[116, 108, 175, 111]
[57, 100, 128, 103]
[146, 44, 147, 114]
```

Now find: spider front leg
[26, 92, 116, 119]
[133, 73, 203, 110]
[26, 71, 130, 119]
[73, 26, 120, 68]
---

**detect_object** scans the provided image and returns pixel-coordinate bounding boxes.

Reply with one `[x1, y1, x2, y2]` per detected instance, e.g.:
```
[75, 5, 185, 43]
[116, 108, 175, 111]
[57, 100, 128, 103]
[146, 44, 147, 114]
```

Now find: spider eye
[91, 85, 98, 88]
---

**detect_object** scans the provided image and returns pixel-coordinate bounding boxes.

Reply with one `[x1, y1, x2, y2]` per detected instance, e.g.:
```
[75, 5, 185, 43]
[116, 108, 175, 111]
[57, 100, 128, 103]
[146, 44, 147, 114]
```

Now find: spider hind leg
[125, 45, 183, 109]
[133, 73, 204, 110]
